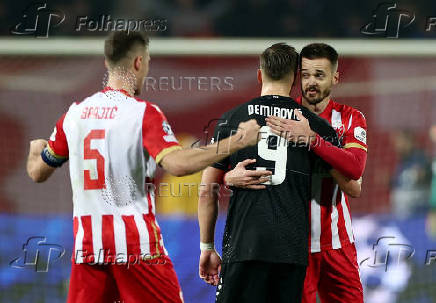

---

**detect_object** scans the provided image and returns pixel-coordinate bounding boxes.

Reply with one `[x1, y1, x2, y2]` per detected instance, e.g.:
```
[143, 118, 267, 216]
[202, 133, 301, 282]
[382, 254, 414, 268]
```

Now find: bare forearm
[198, 167, 225, 244]
[162, 133, 243, 176]
[198, 187, 219, 243]
[26, 139, 55, 182]
[330, 169, 362, 198]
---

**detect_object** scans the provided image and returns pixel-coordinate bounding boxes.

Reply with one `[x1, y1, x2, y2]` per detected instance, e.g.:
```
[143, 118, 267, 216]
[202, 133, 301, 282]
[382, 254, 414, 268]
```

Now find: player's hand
[29, 139, 48, 155]
[266, 110, 316, 145]
[224, 159, 271, 189]
[236, 119, 261, 147]
[199, 249, 222, 286]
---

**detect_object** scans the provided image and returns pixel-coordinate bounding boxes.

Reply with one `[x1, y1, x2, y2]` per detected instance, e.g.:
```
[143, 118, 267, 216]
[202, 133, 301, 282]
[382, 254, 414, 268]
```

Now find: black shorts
[215, 260, 306, 303]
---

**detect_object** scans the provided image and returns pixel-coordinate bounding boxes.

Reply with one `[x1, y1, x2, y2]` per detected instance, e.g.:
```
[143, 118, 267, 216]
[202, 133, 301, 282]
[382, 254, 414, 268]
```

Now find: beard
[301, 84, 331, 105]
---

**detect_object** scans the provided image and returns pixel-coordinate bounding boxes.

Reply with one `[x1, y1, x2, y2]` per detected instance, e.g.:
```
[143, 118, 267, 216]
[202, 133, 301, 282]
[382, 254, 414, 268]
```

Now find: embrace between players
[27, 31, 367, 303]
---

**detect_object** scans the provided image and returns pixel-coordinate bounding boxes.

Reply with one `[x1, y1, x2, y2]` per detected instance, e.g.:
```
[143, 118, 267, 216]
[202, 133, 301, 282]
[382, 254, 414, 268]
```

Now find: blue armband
[41, 146, 67, 167]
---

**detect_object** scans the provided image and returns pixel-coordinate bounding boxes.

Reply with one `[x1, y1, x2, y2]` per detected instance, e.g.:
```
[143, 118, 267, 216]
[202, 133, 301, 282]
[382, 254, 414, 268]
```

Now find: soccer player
[197, 43, 339, 303]
[223, 43, 367, 303]
[25, 31, 260, 303]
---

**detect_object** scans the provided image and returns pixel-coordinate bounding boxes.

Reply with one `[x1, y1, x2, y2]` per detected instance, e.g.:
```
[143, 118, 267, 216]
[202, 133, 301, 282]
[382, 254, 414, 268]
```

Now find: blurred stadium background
[1, 0, 436, 302]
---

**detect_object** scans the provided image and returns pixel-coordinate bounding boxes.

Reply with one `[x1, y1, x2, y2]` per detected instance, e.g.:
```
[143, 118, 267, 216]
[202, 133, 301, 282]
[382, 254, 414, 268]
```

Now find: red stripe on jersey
[102, 215, 116, 262]
[122, 215, 141, 257]
[319, 178, 334, 250]
[81, 215, 95, 263]
[72, 216, 79, 262]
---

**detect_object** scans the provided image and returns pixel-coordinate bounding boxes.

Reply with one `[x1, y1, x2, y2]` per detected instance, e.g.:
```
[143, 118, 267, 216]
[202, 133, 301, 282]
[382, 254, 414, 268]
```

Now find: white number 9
[257, 126, 287, 185]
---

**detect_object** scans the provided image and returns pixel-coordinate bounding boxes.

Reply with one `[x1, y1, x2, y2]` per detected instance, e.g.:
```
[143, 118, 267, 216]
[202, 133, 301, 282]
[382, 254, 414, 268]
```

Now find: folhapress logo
[9, 236, 65, 272]
[361, 3, 415, 38]
[10, 2, 65, 38]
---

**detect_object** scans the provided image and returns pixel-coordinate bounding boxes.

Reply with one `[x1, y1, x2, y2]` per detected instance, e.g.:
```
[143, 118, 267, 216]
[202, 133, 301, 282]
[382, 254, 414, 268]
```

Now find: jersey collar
[102, 86, 132, 97]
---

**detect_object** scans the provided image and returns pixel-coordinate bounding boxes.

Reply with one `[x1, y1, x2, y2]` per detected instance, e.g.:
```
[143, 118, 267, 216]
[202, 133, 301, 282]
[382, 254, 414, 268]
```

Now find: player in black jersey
[197, 43, 339, 303]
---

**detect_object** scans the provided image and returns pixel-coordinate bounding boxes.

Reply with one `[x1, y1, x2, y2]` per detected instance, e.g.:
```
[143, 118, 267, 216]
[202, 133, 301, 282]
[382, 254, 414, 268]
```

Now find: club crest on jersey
[354, 126, 367, 144]
[162, 121, 178, 143]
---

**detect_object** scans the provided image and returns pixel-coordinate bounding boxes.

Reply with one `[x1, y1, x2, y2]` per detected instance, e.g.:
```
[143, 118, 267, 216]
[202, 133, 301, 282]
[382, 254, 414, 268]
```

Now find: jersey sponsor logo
[162, 121, 178, 143]
[354, 126, 367, 144]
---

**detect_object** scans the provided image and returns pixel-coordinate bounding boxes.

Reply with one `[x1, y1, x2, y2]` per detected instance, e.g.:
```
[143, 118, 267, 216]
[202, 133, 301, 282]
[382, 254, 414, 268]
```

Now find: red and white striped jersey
[47, 87, 181, 264]
[297, 97, 368, 253]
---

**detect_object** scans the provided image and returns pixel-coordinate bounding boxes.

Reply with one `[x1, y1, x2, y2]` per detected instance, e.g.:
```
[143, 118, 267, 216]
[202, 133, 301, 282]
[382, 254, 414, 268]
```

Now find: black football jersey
[212, 95, 338, 265]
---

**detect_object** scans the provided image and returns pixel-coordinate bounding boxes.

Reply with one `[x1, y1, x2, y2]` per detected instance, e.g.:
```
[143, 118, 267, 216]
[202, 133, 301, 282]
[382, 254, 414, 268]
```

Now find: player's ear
[104, 59, 109, 70]
[134, 56, 142, 72]
[257, 69, 262, 84]
[332, 71, 339, 85]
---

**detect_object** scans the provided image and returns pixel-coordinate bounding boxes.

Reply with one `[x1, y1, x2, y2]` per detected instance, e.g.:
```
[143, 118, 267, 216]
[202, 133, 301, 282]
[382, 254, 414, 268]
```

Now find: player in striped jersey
[223, 44, 367, 302]
[26, 31, 260, 303]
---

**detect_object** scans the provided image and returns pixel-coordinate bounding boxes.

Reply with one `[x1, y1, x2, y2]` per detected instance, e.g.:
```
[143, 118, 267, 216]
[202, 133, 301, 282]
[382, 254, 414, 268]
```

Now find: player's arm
[143, 104, 260, 177]
[198, 166, 225, 286]
[27, 113, 69, 183]
[330, 169, 362, 198]
[266, 110, 367, 180]
[160, 120, 259, 176]
[26, 139, 56, 182]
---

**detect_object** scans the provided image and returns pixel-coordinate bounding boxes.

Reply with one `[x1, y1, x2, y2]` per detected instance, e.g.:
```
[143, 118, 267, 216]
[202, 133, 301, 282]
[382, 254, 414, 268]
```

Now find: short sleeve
[41, 113, 69, 167]
[211, 113, 233, 171]
[343, 110, 368, 152]
[142, 103, 181, 164]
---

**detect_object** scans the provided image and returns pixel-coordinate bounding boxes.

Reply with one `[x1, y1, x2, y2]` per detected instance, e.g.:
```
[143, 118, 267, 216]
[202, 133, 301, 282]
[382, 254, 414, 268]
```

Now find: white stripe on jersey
[341, 192, 355, 243]
[331, 109, 342, 129]
[134, 214, 150, 258]
[331, 184, 341, 249]
[74, 217, 84, 263]
[347, 113, 353, 131]
[91, 215, 103, 263]
[310, 177, 322, 253]
[114, 215, 128, 263]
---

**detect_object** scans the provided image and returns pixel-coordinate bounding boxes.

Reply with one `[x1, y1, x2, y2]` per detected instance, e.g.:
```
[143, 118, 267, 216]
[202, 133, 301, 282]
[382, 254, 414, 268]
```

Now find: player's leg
[110, 255, 184, 303]
[215, 260, 270, 303]
[269, 263, 306, 303]
[67, 263, 120, 303]
[301, 252, 322, 303]
[318, 244, 364, 303]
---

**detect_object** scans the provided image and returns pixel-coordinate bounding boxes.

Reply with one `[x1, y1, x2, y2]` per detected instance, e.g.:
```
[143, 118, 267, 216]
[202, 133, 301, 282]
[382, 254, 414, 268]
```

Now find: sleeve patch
[162, 121, 178, 143]
[354, 126, 367, 144]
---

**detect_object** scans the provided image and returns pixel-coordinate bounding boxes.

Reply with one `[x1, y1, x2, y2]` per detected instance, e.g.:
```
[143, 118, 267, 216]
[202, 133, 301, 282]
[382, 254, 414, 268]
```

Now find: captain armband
[41, 146, 68, 167]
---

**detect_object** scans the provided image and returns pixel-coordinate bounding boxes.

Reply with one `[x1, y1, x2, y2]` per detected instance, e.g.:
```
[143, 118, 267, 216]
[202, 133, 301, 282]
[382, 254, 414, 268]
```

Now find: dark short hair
[104, 31, 149, 65]
[300, 43, 338, 69]
[260, 43, 299, 81]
